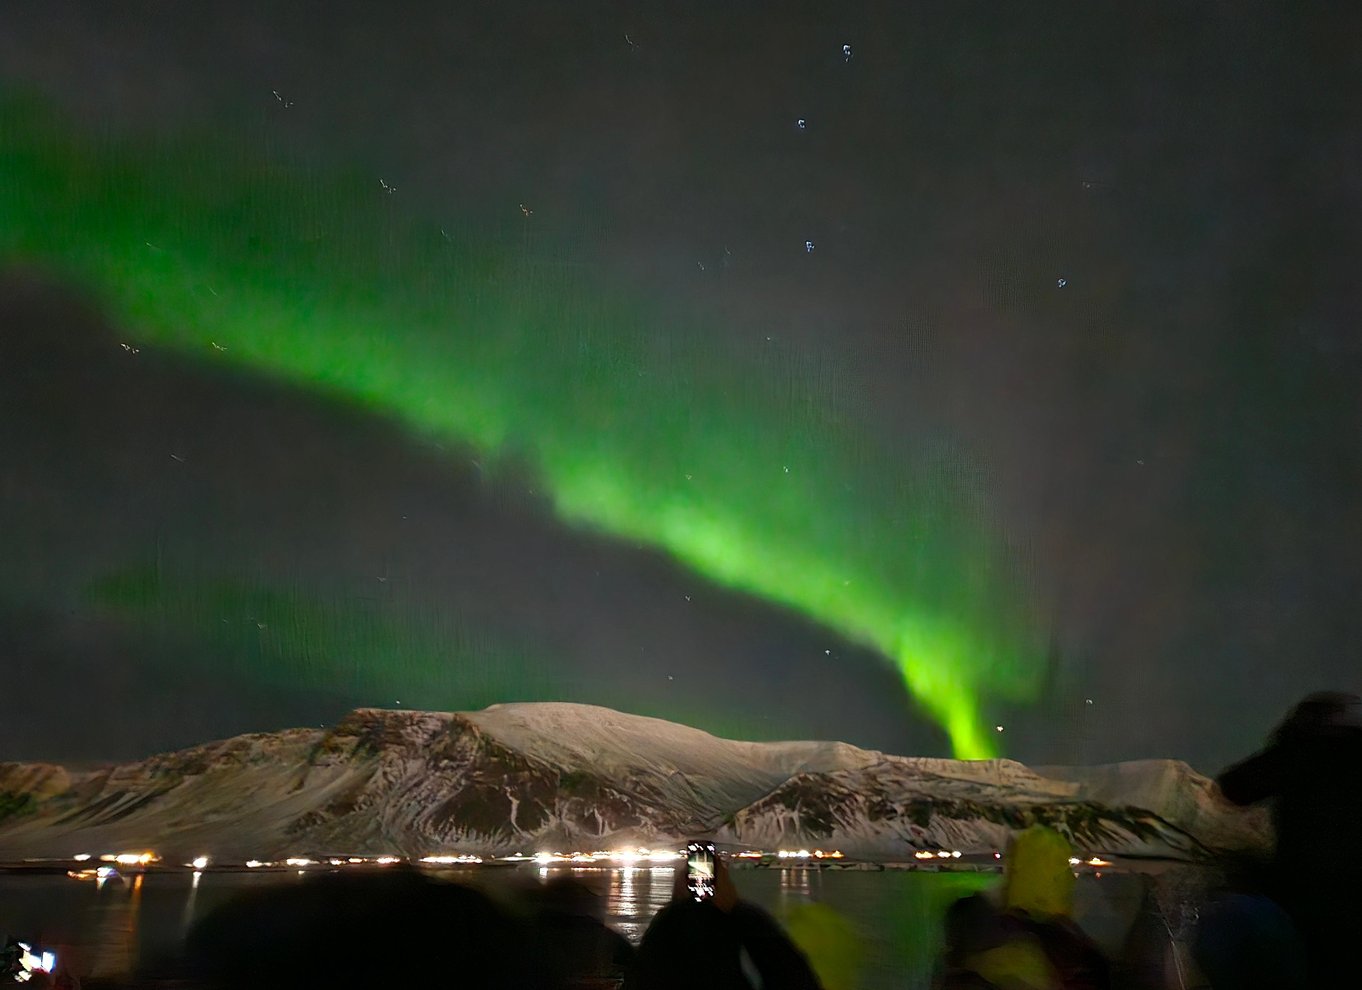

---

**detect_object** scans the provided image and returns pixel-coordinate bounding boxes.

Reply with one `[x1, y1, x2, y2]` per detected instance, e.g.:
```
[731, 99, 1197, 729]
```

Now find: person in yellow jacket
[937, 826, 1109, 990]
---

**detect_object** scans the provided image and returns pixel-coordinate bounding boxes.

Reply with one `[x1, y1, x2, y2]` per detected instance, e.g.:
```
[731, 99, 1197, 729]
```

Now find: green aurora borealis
[0, 97, 1043, 757]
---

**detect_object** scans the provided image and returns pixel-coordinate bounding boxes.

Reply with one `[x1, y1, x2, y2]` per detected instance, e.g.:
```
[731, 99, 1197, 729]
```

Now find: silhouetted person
[532, 876, 635, 988]
[1205, 690, 1362, 987]
[186, 867, 549, 989]
[626, 856, 821, 990]
[936, 826, 1110, 990]
[939, 894, 1010, 989]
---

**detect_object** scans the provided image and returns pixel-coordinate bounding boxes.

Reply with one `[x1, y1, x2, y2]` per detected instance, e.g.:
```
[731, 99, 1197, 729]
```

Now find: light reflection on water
[179, 870, 201, 936]
[779, 864, 813, 900]
[0, 866, 1001, 989]
[607, 865, 671, 943]
[88, 871, 142, 980]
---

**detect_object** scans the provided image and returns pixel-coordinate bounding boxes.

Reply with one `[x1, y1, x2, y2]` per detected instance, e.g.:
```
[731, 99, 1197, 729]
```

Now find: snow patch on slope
[467, 703, 874, 778]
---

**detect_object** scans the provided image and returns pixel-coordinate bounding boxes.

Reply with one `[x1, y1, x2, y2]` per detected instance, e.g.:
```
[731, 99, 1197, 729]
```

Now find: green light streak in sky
[0, 96, 1042, 756]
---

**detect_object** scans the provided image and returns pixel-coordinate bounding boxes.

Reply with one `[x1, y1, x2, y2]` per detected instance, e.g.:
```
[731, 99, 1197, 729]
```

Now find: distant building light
[420, 855, 483, 865]
[112, 851, 158, 866]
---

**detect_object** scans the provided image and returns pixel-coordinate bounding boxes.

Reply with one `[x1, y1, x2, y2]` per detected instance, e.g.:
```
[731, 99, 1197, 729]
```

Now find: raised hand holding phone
[684, 840, 716, 902]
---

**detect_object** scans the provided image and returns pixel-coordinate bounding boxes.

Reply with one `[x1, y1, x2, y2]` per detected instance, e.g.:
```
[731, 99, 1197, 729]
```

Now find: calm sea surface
[0, 865, 1026, 988]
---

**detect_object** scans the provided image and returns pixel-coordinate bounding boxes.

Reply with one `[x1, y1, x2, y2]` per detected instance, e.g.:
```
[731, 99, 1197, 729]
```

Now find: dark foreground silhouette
[625, 857, 821, 990]
[936, 826, 1109, 990]
[175, 862, 822, 990]
[532, 876, 636, 988]
[1196, 690, 1362, 989]
[185, 868, 549, 989]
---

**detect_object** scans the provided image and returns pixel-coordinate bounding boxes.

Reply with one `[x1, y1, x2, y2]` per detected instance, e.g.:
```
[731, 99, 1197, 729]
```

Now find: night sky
[1, 2, 1359, 770]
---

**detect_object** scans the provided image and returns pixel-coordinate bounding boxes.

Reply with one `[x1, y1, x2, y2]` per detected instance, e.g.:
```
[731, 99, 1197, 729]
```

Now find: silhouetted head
[943, 893, 1005, 962]
[634, 899, 751, 990]
[539, 875, 605, 920]
[1273, 691, 1362, 743]
[186, 870, 538, 990]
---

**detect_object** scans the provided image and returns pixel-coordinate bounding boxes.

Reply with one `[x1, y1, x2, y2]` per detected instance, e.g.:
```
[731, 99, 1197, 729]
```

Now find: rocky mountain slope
[0, 703, 1267, 861]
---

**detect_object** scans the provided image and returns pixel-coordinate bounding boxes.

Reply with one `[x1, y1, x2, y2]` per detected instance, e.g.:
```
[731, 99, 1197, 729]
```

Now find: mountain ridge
[0, 703, 1268, 862]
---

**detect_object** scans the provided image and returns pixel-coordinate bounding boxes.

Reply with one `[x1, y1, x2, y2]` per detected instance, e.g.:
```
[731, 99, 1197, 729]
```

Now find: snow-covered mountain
[0, 703, 1267, 861]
